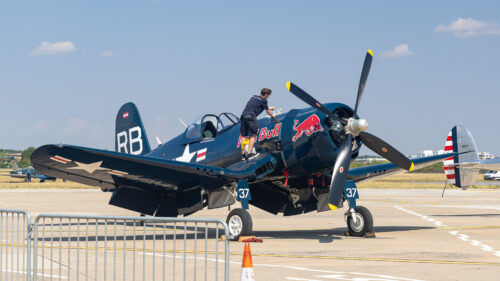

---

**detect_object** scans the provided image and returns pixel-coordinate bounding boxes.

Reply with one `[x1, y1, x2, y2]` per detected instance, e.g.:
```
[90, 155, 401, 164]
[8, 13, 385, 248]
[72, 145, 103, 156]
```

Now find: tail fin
[10, 157, 19, 170]
[443, 125, 480, 190]
[115, 102, 151, 155]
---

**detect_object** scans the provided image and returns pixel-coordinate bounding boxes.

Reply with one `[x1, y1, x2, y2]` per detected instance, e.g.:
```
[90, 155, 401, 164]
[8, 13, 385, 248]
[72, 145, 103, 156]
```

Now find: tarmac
[1, 188, 499, 281]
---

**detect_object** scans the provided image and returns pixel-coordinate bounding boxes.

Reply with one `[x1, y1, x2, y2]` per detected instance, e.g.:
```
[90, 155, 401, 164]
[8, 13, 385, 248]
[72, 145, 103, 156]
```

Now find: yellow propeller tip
[409, 162, 415, 172]
[367, 49, 373, 56]
[286, 81, 291, 91]
[328, 204, 338, 211]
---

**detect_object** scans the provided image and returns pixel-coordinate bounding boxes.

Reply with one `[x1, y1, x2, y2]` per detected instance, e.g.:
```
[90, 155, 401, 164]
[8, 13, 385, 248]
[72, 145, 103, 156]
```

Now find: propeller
[285, 82, 342, 123]
[286, 49, 414, 210]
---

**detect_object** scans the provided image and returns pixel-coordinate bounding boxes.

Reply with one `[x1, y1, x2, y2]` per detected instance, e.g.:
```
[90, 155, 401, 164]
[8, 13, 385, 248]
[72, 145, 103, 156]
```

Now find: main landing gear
[226, 208, 253, 241]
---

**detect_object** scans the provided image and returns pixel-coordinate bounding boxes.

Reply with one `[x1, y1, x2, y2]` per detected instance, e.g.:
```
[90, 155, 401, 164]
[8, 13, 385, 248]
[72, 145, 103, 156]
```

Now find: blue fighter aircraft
[31, 50, 456, 239]
[0, 157, 56, 182]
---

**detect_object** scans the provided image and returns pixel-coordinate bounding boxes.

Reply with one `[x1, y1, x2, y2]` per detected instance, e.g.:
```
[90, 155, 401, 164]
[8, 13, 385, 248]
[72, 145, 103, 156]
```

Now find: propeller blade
[359, 131, 414, 171]
[353, 50, 373, 116]
[286, 81, 335, 119]
[328, 134, 353, 210]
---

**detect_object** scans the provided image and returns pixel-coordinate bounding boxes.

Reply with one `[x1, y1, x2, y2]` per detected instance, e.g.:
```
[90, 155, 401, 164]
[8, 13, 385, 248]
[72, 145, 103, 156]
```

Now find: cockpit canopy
[185, 113, 239, 142]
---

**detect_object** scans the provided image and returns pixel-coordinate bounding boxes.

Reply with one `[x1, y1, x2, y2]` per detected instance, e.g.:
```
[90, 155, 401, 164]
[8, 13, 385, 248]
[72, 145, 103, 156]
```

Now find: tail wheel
[226, 208, 253, 241]
[347, 206, 373, 237]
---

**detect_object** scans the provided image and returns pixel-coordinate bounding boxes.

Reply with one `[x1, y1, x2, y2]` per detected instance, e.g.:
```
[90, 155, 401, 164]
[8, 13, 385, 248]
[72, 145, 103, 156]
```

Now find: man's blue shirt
[241, 95, 268, 117]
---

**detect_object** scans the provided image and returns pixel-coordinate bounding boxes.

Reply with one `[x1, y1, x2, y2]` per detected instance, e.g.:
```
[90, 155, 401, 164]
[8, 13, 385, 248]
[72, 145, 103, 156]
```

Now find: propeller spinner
[287, 49, 414, 210]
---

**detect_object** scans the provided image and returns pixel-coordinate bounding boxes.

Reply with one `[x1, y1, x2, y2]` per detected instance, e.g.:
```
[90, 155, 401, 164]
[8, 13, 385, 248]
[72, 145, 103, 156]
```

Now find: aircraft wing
[0, 173, 25, 178]
[348, 153, 454, 183]
[479, 158, 500, 170]
[31, 144, 276, 192]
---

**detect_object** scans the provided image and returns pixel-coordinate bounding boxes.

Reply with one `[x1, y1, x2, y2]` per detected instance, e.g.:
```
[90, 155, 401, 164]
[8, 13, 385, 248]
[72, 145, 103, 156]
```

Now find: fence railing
[0, 209, 230, 281]
[0, 209, 32, 281]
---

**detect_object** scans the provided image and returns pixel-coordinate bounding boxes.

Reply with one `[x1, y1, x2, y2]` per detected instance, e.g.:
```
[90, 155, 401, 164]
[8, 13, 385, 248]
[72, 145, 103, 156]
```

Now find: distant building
[8, 153, 22, 161]
[479, 152, 494, 160]
[415, 150, 445, 158]
[412, 150, 494, 160]
[354, 156, 387, 163]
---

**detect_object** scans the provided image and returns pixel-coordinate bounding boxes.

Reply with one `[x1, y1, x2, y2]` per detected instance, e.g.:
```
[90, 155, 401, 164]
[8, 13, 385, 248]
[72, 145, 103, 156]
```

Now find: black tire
[347, 206, 373, 237]
[226, 208, 253, 241]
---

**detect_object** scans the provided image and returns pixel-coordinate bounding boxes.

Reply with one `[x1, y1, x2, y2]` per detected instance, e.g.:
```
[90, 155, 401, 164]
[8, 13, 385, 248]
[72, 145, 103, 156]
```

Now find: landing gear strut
[226, 208, 253, 241]
[343, 180, 375, 237]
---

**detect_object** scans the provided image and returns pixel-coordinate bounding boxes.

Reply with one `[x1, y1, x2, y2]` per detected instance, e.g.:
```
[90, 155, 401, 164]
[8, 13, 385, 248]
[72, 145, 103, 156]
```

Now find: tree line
[0, 147, 35, 168]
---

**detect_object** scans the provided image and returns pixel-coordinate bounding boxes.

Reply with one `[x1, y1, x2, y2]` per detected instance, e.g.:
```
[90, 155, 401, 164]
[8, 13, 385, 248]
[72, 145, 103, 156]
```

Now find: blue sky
[1, 1, 499, 156]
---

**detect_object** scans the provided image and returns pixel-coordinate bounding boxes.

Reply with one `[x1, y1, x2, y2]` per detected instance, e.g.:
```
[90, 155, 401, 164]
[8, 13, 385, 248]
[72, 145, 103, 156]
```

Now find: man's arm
[266, 108, 274, 117]
[266, 107, 280, 123]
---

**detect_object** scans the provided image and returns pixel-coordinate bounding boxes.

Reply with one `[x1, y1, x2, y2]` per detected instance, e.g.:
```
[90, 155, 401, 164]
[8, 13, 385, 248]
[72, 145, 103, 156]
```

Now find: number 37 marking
[238, 188, 250, 200]
[345, 187, 357, 198]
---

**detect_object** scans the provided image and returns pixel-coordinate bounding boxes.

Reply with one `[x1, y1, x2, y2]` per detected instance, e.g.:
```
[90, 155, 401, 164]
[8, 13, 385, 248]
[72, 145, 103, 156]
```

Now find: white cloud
[101, 50, 114, 57]
[381, 44, 413, 58]
[30, 41, 77, 56]
[435, 18, 500, 38]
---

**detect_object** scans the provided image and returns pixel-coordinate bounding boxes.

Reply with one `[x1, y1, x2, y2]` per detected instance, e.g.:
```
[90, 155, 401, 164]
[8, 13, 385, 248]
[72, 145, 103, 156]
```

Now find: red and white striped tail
[442, 125, 480, 190]
[443, 132, 456, 186]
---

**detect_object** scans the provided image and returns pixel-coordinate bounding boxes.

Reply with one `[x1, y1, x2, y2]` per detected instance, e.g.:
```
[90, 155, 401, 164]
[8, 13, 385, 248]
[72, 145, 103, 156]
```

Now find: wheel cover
[349, 212, 365, 233]
[228, 215, 243, 236]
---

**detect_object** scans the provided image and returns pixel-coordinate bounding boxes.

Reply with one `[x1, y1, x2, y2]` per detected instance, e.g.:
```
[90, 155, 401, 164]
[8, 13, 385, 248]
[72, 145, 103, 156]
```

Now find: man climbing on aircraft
[240, 88, 278, 160]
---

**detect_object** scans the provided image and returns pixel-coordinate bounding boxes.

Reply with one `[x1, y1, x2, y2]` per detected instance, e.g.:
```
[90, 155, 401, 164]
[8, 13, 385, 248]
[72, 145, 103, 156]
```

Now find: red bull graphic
[237, 123, 281, 147]
[292, 114, 324, 142]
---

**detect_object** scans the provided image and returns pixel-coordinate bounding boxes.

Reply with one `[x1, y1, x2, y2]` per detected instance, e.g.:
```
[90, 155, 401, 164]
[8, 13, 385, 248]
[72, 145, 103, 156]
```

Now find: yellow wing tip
[286, 81, 291, 91]
[409, 162, 415, 172]
[328, 204, 338, 211]
[367, 49, 373, 56]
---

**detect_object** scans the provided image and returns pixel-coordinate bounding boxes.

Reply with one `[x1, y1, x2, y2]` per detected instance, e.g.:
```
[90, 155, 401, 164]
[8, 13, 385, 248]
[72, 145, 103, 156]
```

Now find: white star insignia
[175, 144, 196, 163]
[68, 161, 108, 174]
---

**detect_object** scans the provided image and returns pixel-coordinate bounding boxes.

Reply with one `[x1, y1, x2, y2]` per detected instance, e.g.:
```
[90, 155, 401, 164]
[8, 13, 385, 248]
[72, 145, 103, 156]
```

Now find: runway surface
[1, 188, 499, 280]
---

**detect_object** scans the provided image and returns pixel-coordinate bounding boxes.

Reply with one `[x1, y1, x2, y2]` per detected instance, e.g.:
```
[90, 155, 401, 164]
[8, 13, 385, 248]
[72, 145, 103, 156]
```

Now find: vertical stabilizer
[115, 102, 151, 155]
[443, 125, 480, 190]
[10, 157, 19, 170]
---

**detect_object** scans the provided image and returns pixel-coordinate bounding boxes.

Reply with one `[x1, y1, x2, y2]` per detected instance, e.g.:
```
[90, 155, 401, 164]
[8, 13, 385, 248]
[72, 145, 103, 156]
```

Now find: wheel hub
[349, 212, 365, 233]
[228, 215, 243, 236]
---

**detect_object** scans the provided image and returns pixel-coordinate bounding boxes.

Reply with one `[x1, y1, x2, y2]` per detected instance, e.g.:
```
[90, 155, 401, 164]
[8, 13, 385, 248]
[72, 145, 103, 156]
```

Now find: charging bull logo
[292, 114, 324, 142]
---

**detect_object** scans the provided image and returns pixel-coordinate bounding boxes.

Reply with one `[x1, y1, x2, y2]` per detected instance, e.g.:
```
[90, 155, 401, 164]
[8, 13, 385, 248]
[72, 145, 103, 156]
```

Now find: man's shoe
[247, 152, 260, 159]
[242, 154, 249, 161]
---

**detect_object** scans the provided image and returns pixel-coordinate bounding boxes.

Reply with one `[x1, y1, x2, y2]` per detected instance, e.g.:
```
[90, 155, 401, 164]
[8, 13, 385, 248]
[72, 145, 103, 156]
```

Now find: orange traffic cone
[240, 243, 255, 281]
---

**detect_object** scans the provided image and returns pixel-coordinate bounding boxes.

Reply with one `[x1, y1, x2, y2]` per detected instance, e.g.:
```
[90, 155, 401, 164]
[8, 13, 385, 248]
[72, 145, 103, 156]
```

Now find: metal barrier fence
[0, 209, 230, 281]
[0, 209, 32, 281]
[32, 214, 230, 281]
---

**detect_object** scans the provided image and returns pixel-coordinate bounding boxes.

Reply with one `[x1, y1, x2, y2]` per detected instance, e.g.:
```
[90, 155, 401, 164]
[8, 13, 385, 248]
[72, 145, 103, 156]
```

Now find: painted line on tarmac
[394, 206, 448, 227]
[244, 252, 500, 266]
[286, 275, 421, 281]
[142, 252, 425, 281]
[1, 269, 67, 279]
[438, 225, 500, 230]
[421, 204, 500, 211]
[395, 206, 500, 258]
[30, 243, 500, 267]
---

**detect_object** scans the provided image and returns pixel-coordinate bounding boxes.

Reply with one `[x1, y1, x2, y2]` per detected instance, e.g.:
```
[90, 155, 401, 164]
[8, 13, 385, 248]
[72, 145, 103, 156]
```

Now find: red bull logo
[237, 123, 282, 147]
[292, 114, 324, 142]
